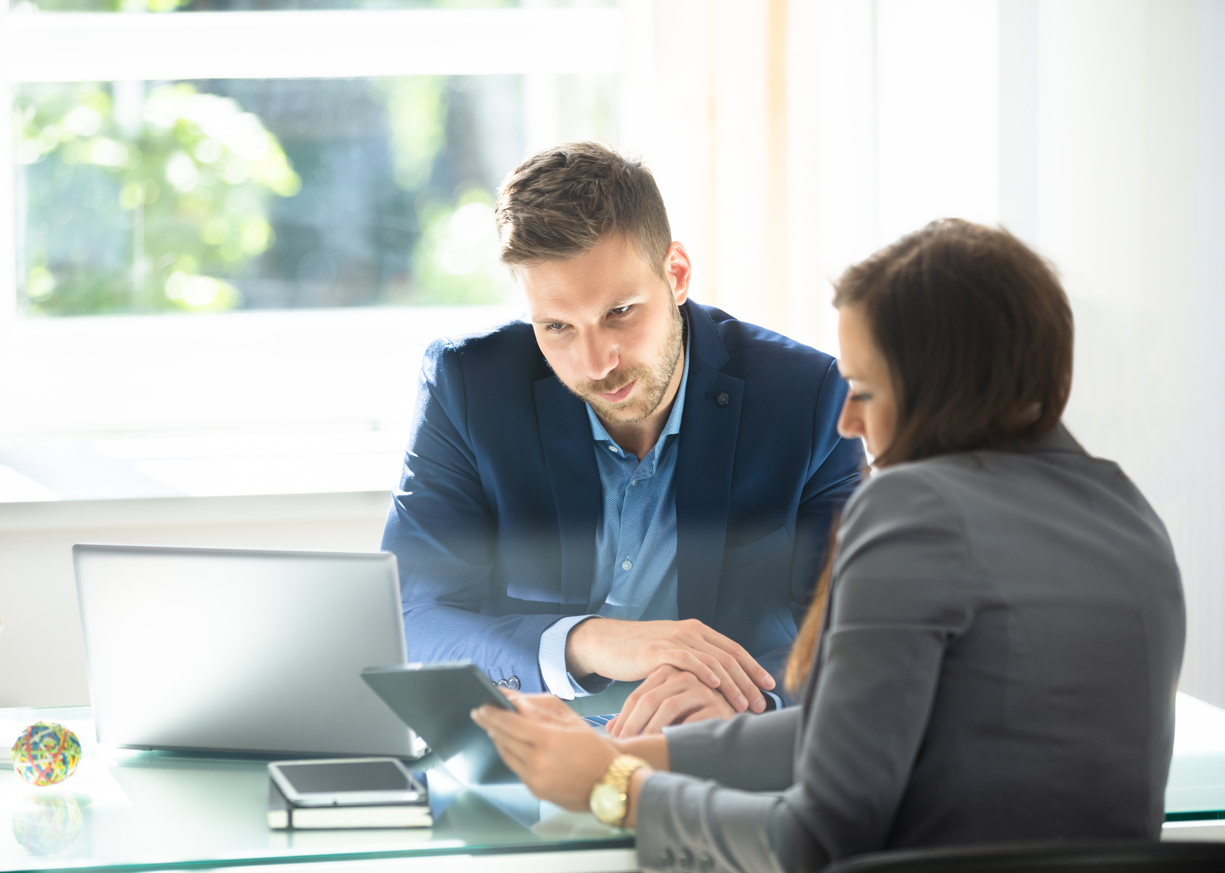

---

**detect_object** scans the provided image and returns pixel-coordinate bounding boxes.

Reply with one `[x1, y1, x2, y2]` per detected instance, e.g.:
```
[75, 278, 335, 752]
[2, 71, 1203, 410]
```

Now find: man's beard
[568, 305, 684, 425]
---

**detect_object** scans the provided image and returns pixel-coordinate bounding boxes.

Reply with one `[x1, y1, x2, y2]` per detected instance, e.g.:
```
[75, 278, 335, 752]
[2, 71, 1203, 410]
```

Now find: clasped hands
[565, 617, 775, 737]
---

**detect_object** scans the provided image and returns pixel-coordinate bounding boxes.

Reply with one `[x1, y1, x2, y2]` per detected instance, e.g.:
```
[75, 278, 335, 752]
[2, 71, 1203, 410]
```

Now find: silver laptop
[73, 544, 418, 757]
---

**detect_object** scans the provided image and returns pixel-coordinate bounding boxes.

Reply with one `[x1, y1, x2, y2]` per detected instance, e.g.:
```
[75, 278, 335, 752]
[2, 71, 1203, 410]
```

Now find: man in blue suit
[382, 143, 863, 735]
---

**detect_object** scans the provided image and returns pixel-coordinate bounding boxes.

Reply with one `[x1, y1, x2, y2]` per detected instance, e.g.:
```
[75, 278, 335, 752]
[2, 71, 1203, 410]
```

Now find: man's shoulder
[693, 302, 837, 375]
[422, 319, 545, 383]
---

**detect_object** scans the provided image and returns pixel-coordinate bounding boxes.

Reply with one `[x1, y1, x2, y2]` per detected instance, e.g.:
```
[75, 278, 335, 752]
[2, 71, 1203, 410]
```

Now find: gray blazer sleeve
[663, 707, 802, 791]
[635, 469, 978, 873]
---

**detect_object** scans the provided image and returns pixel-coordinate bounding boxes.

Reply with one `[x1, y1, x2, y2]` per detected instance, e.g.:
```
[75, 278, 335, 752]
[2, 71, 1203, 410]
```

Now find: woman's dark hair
[834, 218, 1074, 467]
[785, 219, 1074, 695]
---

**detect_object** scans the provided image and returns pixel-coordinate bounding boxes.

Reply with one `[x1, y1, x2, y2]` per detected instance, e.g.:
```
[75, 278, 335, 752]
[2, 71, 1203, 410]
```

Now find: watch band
[589, 754, 650, 828]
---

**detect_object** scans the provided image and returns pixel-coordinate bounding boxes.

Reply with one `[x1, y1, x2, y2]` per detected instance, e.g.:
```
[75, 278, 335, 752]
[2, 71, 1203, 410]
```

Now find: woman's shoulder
[834, 461, 973, 583]
[841, 429, 1173, 570]
[841, 458, 964, 531]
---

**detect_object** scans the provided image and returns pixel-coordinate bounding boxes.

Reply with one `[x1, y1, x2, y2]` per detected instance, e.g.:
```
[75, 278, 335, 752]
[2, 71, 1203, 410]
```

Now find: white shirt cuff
[538, 614, 598, 699]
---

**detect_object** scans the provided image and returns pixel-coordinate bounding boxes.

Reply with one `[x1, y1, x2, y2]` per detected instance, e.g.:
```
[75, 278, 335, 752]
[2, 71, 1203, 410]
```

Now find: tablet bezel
[267, 757, 425, 807]
[361, 662, 518, 785]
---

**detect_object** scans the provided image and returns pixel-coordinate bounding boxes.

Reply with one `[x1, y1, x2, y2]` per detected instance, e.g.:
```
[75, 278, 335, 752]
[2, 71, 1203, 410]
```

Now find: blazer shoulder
[421, 320, 544, 386]
[841, 462, 964, 537]
[695, 302, 837, 372]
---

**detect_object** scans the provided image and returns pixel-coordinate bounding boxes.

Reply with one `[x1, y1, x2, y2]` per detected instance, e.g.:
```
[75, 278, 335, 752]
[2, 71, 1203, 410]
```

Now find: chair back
[822, 841, 1225, 873]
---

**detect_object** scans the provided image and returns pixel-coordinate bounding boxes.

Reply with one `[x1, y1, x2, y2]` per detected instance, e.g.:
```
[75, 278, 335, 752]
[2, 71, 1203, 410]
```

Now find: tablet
[268, 758, 425, 807]
[361, 663, 518, 785]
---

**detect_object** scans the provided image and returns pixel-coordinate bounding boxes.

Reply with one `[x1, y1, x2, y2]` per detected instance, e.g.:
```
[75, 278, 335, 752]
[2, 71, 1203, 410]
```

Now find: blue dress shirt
[537, 324, 691, 697]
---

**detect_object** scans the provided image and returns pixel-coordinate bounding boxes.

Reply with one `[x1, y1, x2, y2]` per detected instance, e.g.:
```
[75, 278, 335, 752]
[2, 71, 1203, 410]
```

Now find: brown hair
[495, 142, 672, 276]
[785, 219, 1074, 695]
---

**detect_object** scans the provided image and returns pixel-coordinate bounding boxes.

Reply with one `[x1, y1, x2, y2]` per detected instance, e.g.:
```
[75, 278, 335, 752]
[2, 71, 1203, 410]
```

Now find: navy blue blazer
[381, 301, 864, 694]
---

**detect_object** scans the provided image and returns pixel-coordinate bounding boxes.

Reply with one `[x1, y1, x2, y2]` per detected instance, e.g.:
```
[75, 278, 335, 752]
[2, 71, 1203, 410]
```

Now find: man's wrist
[564, 616, 605, 678]
[540, 615, 598, 698]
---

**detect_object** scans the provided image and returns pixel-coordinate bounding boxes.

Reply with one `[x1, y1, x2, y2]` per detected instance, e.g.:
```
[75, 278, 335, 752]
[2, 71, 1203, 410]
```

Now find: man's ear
[664, 241, 692, 306]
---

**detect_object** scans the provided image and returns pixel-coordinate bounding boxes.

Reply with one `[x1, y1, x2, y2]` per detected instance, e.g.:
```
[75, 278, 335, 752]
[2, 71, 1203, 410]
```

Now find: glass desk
[0, 707, 633, 873]
[3, 693, 1224, 873]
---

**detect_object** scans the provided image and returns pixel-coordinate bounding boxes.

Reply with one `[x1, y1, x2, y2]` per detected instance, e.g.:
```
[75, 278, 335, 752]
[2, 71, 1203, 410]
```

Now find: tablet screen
[275, 760, 414, 795]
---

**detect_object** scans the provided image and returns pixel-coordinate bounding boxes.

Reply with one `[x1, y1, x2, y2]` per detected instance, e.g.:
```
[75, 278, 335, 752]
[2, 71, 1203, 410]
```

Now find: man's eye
[849, 392, 872, 402]
[547, 323, 567, 332]
[609, 305, 633, 316]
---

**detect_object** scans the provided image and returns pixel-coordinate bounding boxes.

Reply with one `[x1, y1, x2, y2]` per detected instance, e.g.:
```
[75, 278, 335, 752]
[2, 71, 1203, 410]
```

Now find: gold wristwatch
[589, 754, 649, 828]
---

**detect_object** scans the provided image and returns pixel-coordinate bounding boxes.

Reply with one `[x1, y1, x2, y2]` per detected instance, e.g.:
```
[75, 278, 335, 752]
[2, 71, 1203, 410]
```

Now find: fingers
[695, 623, 776, 691]
[681, 704, 732, 725]
[487, 731, 532, 776]
[668, 647, 759, 713]
[612, 667, 677, 738]
[614, 668, 715, 738]
[511, 693, 591, 730]
[654, 648, 748, 712]
[471, 704, 541, 746]
[680, 622, 772, 712]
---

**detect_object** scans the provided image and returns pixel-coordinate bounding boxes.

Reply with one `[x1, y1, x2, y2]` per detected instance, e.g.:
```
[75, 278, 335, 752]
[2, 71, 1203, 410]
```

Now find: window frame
[0, 4, 627, 441]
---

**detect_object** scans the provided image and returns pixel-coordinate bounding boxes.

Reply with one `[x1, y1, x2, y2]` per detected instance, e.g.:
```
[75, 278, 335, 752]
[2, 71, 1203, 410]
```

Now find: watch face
[590, 782, 625, 825]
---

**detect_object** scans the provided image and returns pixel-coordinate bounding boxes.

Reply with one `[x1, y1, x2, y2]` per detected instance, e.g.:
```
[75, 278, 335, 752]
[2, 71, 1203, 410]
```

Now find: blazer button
[678, 848, 694, 870]
[698, 854, 715, 872]
[658, 849, 675, 868]
[507, 675, 520, 690]
[716, 392, 729, 406]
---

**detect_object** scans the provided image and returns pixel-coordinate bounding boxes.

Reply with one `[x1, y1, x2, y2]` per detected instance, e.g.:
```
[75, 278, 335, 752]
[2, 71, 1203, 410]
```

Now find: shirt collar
[586, 311, 691, 460]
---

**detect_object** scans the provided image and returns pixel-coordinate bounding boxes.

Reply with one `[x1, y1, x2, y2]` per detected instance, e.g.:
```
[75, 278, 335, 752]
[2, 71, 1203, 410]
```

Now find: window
[0, 0, 627, 498]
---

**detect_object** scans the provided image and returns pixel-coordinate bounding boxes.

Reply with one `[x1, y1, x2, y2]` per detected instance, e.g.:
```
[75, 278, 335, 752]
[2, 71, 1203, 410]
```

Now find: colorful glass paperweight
[11, 722, 82, 787]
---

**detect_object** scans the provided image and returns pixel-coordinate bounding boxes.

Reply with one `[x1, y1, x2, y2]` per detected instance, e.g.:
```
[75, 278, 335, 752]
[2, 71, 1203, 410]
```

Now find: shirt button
[507, 675, 520, 690]
[496, 679, 509, 688]
[607, 444, 618, 452]
[630, 480, 638, 486]
[621, 559, 632, 571]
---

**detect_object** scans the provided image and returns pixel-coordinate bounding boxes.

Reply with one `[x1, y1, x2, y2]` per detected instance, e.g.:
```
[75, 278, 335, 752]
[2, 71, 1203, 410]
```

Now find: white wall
[810, 0, 1225, 708]
[1024, 0, 1225, 707]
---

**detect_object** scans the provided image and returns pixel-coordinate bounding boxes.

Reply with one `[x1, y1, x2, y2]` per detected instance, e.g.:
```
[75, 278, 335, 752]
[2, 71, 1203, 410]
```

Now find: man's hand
[607, 664, 738, 737]
[565, 617, 774, 714]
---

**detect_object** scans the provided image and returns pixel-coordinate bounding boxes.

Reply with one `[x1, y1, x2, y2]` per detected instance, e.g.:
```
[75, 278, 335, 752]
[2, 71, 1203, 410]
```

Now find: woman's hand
[471, 693, 622, 811]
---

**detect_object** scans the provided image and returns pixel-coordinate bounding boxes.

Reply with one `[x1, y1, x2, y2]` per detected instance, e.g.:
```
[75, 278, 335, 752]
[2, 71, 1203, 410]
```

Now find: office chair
[822, 841, 1225, 873]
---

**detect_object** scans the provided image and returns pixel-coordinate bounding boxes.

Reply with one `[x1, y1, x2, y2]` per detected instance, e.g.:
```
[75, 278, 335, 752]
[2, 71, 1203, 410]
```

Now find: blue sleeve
[766, 356, 864, 704]
[381, 339, 556, 692]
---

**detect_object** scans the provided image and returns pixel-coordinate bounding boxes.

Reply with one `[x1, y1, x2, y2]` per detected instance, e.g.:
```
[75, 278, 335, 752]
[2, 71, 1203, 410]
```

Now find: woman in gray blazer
[472, 219, 1186, 872]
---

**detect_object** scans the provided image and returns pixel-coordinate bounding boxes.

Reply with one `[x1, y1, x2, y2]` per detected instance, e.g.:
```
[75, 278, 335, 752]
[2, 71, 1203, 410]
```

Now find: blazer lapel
[675, 304, 744, 625]
[534, 375, 601, 613]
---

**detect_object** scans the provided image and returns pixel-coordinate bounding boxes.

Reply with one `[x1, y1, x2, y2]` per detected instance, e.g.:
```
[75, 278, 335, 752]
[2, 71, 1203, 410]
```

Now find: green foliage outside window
[18, 82, 301, 315]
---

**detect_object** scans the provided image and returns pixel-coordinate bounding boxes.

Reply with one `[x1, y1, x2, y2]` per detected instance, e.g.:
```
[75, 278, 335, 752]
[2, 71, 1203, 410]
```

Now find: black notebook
[266, 778, 432, 830]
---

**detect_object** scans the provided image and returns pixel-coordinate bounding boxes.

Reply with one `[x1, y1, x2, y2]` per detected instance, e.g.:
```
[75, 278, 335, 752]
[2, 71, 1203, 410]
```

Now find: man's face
[519, 234, 690, 424]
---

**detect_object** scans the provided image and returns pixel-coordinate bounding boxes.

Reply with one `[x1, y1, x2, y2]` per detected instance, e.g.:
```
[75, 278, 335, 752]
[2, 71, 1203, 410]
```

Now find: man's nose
[579, 330, 618, 381]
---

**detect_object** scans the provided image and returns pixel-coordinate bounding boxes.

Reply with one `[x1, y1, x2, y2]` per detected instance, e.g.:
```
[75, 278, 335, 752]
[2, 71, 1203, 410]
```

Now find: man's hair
[495, 142, 672, 277]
